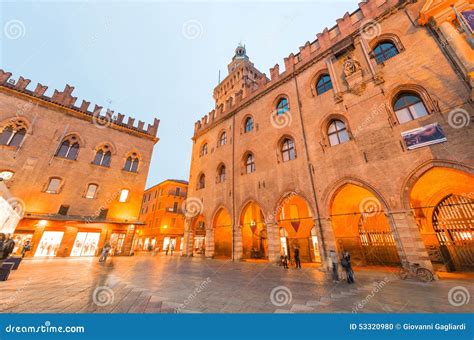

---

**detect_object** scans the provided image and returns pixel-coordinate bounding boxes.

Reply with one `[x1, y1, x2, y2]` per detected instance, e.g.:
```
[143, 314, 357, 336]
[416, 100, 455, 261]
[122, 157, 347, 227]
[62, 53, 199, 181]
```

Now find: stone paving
[0, 255, 472, 313]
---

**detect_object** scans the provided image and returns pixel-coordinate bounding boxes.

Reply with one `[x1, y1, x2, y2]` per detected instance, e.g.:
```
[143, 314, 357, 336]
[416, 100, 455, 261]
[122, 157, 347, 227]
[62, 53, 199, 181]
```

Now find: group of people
[280, 247, 355, 284]
[329, 249, 355, 283]
[279, 246, 302, 269]
[0, 233, 16, 261]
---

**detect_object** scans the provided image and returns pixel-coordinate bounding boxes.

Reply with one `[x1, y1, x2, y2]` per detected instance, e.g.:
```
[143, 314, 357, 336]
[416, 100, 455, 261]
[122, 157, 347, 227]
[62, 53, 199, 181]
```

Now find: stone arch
[368, 33, 405, 53]
[402, 160, 474, 272]
[387, 83, 440, 118]
[239, 199, 268, 260]
[211, 205, 233, 259]
[328, 180, 402, 266]
[400, 159, 474, 210]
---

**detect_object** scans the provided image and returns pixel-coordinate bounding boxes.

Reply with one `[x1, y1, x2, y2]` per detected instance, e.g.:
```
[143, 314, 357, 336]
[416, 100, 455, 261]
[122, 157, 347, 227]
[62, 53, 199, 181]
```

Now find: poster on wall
[401, 123, 447, 150]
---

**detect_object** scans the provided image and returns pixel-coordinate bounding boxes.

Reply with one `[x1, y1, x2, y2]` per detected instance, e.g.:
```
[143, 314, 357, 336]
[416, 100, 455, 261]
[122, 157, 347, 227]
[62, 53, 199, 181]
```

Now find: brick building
[0, 70, 159, 257]
[182, 0, 474, 273]
[135, 179, 188, 253]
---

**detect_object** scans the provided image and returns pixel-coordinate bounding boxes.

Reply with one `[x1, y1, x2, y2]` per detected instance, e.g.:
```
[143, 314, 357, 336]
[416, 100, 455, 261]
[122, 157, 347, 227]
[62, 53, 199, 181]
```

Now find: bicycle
[398, 260, 434, 282]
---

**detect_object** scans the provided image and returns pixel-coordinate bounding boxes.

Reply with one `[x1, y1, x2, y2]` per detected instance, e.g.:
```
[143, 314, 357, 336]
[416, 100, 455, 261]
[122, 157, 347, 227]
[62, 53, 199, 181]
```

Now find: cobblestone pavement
[0, 255, 472, 313]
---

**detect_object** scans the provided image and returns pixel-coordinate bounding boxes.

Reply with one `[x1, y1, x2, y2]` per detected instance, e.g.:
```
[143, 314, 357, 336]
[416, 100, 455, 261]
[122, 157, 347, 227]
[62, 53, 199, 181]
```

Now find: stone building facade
[135, 179, 188, 253]
[183, 0, 474, 273]
[0, 70, 159, 258]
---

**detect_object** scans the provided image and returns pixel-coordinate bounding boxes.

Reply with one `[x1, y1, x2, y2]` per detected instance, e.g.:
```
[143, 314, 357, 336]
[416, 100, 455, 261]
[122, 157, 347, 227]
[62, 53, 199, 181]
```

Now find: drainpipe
[291, 65, 328, 265]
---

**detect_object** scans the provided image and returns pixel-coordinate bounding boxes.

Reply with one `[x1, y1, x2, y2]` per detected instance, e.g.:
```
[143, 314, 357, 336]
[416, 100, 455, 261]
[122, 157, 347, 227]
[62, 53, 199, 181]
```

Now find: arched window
[56, 135, 80, 160]
[0, 120, 27, 148]
[93, 145, 112, 167]
[316, 74, 333, 95]
[244, 116, 253, 133]
[328, 120, 349, 146]
[85, 183, 98, 199]
[245, 153, 255, 174]
[373, 41, 399, 64]
[281, 138, 296, 162]
[200, 143, 208, 156]
[124, 153, 139, 172]
[198, 173, 206, 189]
[46, 177, 62, 194]
[218, 164, 226, 183]
[218, 131, 227, 147]
[393, 92, 428, 123]
[276, 98, 289, 115]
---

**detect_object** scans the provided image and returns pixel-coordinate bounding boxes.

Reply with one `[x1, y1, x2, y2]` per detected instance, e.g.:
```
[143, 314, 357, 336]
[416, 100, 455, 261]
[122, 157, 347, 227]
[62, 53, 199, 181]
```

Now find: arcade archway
[213, 208, 232, 259]
[191, 214, 206, 256]
[330, 183, 400, 266]
[240, 201, 267, 259]
[409, 167, 474, 272]
[276, 194, 320, 263]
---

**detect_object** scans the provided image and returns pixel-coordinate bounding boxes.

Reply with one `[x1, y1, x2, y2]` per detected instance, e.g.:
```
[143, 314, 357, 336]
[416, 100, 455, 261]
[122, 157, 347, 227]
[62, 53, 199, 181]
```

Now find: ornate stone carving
[343, 56, 362, 77]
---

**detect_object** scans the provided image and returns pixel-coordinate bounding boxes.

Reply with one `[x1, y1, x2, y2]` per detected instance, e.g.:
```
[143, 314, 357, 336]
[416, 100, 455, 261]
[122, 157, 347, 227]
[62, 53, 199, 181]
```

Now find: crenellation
[336, 12, 353, 36]
[34, 83, 48, 97]
[269, 64, 280, 81]
[298, 42, 312, 63]
[15, 76, 31, 91]
[51, 85, 77, 107]
[284, 54, 296, 72]
[93, 104, 103, 116]
[116, 113, 125, 124]
[0, 69, 159, 138]
[225, 96, 233, 110]
[235, 90, 243, 103]
[79, 100, 90, 112]
[0, 70, 12, 84]
[316, 28, 331, 51]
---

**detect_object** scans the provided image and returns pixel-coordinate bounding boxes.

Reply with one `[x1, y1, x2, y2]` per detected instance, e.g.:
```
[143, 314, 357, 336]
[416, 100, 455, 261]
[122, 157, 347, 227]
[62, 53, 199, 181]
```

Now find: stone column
[182, 218, 194, 257]
[205, 226, 214, 258]
[233, 224, 243, 260]
[390, 211, 433, 271]
[266, 220, 280, 263]
[318, 217, 338, 270]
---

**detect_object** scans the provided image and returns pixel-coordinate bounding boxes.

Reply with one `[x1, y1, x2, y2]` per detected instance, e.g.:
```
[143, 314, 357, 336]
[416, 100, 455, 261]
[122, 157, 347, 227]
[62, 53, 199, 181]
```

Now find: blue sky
[1, 0, 359, 188]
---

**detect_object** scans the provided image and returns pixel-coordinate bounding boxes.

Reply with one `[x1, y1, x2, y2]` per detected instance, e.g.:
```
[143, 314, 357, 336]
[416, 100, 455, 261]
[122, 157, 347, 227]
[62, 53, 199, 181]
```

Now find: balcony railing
[167, 189, 187, 198]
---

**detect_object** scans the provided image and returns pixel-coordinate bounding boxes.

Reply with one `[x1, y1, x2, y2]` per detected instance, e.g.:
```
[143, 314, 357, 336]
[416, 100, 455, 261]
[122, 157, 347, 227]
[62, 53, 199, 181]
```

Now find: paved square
[0, 255, 472, 313]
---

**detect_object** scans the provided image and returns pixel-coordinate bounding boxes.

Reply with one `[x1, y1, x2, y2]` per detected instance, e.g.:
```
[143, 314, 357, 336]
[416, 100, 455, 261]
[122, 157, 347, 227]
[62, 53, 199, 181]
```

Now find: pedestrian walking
[99, 242, 111, 263]
[21, 240, 31, 258]
[170, 244, 175, 256]
[1, 234, 15, 260]
[294, 246, 301, 269]
[341, 250, 355, 283]
[329, 250, 339, 283]
[165, 245, 169, 255]
[280, 252, 289, 269]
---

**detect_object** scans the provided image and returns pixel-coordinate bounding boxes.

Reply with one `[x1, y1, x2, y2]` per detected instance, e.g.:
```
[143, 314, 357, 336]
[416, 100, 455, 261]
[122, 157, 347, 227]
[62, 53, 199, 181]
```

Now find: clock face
[0, 171, 14, 181]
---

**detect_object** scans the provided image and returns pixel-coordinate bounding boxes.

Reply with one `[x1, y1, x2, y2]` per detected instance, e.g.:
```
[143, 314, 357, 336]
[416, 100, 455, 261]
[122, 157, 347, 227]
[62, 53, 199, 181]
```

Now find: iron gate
[357, 214, 400, 266]
[432, 194, 474, 272]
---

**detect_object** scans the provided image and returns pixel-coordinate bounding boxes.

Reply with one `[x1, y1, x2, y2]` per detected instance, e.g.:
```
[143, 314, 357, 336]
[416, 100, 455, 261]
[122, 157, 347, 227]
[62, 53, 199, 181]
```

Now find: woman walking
[341, 251, 355, 284]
